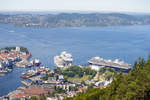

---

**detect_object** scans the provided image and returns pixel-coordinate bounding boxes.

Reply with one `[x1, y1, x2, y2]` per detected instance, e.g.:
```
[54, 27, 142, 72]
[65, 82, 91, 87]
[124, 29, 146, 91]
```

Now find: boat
[5, 68, 12, 72]
[88, 57, 131, 72]
[54, 51, 73, 68]
[21, 70, 40, 79]
[0, 70, 8, 73]
[15, 60, 34, 68]
[21, 73, 30, 79]
[34, 59, 40, 67]
[38, 66, 50, 73]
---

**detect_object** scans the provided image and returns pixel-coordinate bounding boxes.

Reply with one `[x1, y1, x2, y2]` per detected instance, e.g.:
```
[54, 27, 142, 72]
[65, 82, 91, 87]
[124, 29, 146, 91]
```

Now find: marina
[20, 66, 50, 79]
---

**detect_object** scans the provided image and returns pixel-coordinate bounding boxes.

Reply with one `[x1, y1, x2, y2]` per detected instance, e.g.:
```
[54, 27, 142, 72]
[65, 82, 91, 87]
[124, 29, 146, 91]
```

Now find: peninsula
[0, 13, 150, 27]
[0, 46, 32, 76]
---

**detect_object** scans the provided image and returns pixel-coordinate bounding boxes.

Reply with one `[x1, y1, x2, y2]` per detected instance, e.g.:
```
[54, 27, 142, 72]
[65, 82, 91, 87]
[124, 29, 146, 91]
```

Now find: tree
[64, 55, 150, 100]
[30, 96, 37, 100]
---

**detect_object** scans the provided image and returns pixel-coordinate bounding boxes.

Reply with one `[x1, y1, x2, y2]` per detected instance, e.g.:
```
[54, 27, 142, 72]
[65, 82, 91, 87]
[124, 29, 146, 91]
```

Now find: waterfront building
[16, 46, 20, 52]
[0, 61, 3, 69]
[59, 75, 64, 80]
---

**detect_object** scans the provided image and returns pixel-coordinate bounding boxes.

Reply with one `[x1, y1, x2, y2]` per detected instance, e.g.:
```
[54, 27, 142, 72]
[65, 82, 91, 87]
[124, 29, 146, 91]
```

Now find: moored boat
[21, 70, 40, 79]
[34, 59, 40, 67]
[88, 57, 131, 72]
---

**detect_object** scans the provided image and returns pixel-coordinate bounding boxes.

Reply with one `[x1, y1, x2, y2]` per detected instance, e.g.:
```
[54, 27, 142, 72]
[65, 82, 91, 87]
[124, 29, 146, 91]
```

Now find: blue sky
[0, 0, 150, 13]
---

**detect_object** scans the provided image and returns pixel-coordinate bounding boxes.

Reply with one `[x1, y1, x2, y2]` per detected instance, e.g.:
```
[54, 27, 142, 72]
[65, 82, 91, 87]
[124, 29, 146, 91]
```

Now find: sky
[0, 0, 150, 13]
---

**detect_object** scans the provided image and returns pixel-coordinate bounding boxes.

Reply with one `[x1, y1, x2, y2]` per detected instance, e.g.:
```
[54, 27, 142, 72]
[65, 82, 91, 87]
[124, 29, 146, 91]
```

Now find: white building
[54, 51, 73, 68]
[59, 75, 64, 80]
[90, 65, 104, 71]
[0, 61, 3, 69]
[16, 46, 20, 52]
[95, 80, 112, 87]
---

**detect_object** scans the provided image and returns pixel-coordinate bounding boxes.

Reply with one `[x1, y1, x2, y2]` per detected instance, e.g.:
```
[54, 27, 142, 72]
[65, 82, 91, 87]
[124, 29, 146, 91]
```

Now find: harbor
[0, 5, 149, 99]
[0, 24, 149, 99]
[0, 50, 133, 100]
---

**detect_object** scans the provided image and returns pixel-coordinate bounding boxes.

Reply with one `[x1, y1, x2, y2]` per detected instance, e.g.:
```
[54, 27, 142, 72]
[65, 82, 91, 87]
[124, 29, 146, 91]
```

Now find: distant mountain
[0, 13, 150, 27]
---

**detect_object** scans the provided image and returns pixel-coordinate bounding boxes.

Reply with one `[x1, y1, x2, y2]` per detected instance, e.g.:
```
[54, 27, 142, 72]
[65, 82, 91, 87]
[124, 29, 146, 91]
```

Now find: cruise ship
[54, 51, 73, 68]
[88, 57, 131, 72]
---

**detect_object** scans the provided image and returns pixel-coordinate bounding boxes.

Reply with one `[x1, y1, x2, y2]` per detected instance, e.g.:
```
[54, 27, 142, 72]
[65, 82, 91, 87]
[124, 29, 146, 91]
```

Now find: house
[78, 86, 88, 92]
[58, 75, 64, 80]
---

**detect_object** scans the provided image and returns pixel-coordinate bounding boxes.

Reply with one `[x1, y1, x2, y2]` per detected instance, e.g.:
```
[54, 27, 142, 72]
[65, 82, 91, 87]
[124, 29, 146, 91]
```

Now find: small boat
[0, 70, 8, 74]
[21, 70, 40, 79]
[21, 73, 30, 79]
[34, 59, 40, 67]
[6, 68, 12, 72]
[38, 66, 50, 74]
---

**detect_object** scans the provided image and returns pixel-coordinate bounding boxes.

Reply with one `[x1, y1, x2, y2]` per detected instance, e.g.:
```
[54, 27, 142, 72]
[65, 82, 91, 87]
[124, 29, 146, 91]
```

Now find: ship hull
[35, 63, 40, 67]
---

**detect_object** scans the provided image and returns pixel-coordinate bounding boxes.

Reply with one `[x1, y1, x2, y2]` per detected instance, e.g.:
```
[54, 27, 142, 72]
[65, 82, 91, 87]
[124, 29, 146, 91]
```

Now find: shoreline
[0, 46, 33, 77]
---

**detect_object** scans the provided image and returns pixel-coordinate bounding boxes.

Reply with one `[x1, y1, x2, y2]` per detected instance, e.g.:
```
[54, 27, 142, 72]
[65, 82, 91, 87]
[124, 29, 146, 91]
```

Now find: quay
[29, 75, 42, 81]
[21, 81, 32, 87]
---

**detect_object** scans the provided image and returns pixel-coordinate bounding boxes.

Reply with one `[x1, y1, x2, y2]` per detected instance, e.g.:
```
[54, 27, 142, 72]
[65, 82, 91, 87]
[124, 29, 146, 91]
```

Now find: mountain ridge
[0, 13, 150, 27]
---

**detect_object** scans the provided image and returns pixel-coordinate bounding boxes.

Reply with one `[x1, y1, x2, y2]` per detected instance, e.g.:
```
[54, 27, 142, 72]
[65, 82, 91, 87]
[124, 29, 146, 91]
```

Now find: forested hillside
[64, 57, 150, 100]
[0, 13, 150, 27]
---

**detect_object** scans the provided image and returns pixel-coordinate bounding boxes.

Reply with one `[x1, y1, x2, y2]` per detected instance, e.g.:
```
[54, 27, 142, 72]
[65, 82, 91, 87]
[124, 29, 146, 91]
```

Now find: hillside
[0, 13, 150, 27]
[64, 57, 150, 100]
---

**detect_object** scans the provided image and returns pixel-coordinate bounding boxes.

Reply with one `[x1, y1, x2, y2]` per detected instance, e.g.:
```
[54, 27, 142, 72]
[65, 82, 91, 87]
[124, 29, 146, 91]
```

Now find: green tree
[30, 96, 37, 100]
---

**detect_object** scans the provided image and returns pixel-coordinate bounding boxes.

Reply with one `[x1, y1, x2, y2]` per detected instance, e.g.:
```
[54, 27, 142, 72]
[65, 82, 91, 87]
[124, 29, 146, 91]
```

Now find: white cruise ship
[54, 51, 73, 68]
[88, 57, 131, 72]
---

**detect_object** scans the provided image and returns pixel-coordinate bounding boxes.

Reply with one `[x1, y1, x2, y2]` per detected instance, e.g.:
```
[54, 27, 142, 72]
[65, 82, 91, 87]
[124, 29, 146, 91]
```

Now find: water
[0, 24, 150, 96]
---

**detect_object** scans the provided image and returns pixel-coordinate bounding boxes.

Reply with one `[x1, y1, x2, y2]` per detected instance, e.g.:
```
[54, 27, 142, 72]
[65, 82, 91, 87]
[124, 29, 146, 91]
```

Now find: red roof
[13, 87, 49, 98]
[0, 54, 8, 59]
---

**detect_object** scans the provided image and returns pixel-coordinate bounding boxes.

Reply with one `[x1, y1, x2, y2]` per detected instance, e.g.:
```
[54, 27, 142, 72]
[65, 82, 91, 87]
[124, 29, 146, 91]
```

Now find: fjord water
[0, 24, 150, 96]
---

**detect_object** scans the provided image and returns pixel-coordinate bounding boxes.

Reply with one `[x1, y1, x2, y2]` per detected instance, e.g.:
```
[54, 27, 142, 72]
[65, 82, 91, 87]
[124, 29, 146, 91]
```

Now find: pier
[21, 81, 32, 87]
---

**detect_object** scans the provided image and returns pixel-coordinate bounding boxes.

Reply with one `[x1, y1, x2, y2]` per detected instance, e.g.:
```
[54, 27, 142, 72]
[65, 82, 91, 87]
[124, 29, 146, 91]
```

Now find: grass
[67, 75, 92, 82]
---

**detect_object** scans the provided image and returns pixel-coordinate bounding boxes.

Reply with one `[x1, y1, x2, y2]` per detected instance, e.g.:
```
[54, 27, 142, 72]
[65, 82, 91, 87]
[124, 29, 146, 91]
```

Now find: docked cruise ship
[54, 51, 73, 68]
[88, 57, 131, 72]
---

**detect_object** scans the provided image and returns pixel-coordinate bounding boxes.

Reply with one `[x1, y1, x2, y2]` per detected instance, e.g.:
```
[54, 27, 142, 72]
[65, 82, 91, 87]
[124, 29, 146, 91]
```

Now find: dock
[29, 75, 42, 81]
[21, 80, 32, 87]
